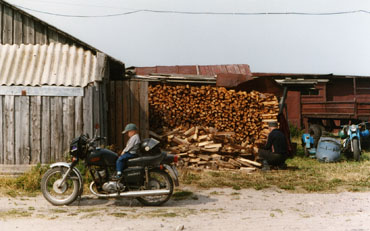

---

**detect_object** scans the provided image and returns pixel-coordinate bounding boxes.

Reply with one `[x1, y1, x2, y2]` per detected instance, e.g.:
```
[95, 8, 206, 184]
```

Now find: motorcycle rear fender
[50, 162, 84, 195]
[163, 164, 179, 187]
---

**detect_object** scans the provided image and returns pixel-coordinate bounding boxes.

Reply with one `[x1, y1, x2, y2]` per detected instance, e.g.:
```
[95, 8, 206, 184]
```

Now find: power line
[12, 3, 370, 18]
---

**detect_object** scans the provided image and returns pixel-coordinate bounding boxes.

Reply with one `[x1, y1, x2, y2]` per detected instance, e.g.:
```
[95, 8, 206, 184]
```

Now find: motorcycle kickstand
[77, 192, 83, 206]
[128, 198, 134, 207]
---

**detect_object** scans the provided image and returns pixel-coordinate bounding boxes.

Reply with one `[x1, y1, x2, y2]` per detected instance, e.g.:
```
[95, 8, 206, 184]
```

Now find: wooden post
[15, 96, 30, 164]
[108, 81, 116, 146]
[75, 96, 83, 137]
[122, 80, 131, 146]
[41, 96, 51, 164]
[139, 81, 149, 139]
[115, 81, 124, 150]
[63, 97, 75, 155]
[4, 95, 15, 164]
[130, 81, 140, 133]
[50, 97, 63, 162]
[30, 96, 41, 164]
[83, 86, 93, 137]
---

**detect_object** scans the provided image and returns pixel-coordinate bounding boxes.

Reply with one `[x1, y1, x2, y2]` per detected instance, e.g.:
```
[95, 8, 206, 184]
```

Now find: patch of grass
[77, 208, 101, 213]
[146, 209, 178, 218]
[109, 212, 127, 218]
[51, 209, 68, 214]
[0, 164, 48, 196]
[172, 190, 193, 201]
[0, 209, 32, 219]
[178, 150, 370, 193]
[279, 184, 295, 190]
[209, 191, 220, 195]
[272, 209, 283, 214]
[80, 213, 100, 219]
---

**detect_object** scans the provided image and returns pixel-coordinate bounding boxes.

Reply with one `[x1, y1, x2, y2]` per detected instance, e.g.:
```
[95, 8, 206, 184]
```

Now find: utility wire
[12, 3, 370, 18]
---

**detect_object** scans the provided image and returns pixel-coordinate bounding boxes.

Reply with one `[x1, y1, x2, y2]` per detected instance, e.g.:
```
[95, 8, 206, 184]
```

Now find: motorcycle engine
[102, 181, 124, 193]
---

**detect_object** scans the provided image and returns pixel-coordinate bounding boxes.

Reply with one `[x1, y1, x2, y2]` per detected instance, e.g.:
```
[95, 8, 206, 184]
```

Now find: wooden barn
[0, 1, 127, 168]
[253, 73, 370, 131]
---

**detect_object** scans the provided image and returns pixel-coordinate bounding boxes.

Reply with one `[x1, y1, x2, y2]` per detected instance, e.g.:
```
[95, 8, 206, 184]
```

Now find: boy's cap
[122, 123, 137, 134]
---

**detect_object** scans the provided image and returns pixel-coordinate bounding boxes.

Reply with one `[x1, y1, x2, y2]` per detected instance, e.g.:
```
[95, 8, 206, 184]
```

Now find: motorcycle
[41, 130, 179, 206]
[339, 123, 369, 161]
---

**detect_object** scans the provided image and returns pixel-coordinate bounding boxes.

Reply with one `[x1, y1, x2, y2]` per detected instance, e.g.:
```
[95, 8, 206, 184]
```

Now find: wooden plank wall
[0, 85, 106, 165]
[0, 3, 75, 46]
[108, 80, 149, 151]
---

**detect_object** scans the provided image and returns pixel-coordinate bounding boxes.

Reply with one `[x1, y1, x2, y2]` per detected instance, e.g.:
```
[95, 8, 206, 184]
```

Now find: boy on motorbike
[115, 123, 141, 178]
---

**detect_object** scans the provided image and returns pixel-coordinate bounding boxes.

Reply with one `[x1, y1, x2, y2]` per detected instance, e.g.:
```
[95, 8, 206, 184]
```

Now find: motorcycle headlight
[350, 125, 357, 132]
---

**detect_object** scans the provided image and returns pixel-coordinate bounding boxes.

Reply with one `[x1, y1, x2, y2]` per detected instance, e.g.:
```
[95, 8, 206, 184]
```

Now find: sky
[5, 0, 370, 75]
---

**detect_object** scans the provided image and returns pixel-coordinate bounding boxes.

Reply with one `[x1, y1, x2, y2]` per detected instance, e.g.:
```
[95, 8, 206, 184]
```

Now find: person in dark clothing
[258, 121, 288, 170]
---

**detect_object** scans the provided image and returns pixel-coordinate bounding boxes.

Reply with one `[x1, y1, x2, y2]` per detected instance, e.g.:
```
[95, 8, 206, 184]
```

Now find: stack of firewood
[149, 84, 279, 145]
[150, 126, 262, 170]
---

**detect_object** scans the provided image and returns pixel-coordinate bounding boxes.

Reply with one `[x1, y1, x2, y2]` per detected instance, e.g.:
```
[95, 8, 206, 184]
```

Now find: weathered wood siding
[0, 85, 106, 164]
[108, 80, 149, 151]
[0, 2, 80, 47]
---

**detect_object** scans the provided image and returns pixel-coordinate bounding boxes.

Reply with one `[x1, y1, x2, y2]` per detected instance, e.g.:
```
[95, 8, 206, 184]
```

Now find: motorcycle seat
[127, 152, 165, 167]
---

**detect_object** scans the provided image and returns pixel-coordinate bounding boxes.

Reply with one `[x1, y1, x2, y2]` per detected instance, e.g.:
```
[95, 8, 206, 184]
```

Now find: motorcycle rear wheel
[41, 167, 80, 206]
[136, 169, 174, 206]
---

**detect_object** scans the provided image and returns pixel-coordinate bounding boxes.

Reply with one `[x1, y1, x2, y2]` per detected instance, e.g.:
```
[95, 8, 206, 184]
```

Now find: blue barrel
[315, 137, 341, 162]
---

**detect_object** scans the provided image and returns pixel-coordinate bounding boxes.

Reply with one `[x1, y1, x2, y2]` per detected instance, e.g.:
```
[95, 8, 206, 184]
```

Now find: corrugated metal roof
[135, 64, 252, 77]
[0, 43, 101, 87]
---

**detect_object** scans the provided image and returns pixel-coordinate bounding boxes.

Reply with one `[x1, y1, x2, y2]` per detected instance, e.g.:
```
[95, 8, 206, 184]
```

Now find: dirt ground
[1, 187, 370, 231]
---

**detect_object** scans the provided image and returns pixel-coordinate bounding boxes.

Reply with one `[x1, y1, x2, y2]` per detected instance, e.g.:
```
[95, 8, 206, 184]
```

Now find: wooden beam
[0, 86, 84, 96]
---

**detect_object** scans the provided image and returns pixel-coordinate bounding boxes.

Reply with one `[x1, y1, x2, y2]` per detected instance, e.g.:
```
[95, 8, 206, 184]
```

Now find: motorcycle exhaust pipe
[89, 182, 170, 198]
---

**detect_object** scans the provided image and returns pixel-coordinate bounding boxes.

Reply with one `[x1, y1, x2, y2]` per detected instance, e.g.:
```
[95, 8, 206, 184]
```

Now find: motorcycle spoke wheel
[41, 167, 79, 206]
[137, 170, 173, 206]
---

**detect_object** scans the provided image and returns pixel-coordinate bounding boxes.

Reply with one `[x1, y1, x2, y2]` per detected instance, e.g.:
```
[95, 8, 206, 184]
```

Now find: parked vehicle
[301, 124, 325, 157]
[41, 130, 179, 206]
[339, 123, 370, 161]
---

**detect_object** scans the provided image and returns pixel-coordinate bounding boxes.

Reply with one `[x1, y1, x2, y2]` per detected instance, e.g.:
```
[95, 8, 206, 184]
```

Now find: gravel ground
[1, 187, 370, 231]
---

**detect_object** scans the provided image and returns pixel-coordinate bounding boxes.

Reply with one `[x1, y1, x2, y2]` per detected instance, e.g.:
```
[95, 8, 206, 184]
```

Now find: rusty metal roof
[135, 64, 252, 76]
[0, 43, 102, 87]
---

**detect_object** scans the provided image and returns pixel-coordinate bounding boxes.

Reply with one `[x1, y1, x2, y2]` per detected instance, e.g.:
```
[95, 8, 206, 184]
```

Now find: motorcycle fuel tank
[87, 148, 118, 167]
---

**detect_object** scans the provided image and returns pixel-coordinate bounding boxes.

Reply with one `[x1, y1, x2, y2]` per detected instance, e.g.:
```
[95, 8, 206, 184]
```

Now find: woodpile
[151, 126, 262, 170]
[148, 84, 280, 170]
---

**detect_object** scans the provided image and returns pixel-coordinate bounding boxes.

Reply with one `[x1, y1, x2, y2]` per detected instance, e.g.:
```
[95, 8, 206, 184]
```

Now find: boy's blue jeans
[116, 152, 135, 173]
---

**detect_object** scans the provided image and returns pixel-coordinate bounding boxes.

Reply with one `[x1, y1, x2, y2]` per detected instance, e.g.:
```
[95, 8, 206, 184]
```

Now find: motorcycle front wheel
[352, 138, 361, 161]
[136, 169, 174, 206]
[41, 167, 80, 206]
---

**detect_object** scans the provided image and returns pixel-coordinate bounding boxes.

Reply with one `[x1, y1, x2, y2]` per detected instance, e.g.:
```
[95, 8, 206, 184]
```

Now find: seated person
[258, 122, 288, 170]
[115, 123, 141, 178]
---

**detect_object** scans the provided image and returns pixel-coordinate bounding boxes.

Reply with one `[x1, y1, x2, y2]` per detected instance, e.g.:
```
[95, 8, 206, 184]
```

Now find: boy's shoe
[113, 172, 122, 180]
